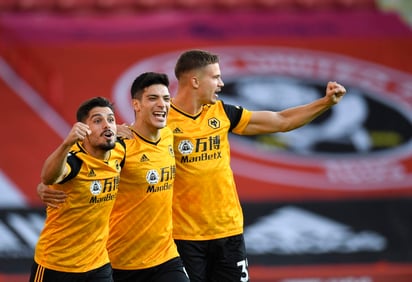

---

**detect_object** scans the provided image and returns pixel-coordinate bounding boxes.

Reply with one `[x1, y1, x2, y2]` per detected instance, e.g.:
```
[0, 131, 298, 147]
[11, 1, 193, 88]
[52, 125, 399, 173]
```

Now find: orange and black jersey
[34, 141, 125, 273]
[168, 100, 252, 240]
[108, 127, 179, 270]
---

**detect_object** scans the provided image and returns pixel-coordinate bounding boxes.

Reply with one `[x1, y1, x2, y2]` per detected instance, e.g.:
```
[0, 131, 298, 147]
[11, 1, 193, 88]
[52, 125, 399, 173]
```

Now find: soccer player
[30, 97, 125, 282]
[37, 73, 189, 282]
[108, 72, 188, 282]
[167, 49, 346, 282]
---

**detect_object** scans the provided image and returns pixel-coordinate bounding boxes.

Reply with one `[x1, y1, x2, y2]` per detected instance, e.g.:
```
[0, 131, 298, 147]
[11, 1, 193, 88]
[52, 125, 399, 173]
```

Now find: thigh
[174, 239, 209, 282]
[112, 268, 149, 282]
[211, 234, 249, 282]
[154, 257, 190, 282]
[113, 258, 189, 282]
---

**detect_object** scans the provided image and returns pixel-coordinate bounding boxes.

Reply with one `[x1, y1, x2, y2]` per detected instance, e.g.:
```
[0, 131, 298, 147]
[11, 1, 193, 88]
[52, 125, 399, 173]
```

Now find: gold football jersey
[168, 100, 252, 240]
[108, 127, 178, 269]
[34, 141, 125, 272]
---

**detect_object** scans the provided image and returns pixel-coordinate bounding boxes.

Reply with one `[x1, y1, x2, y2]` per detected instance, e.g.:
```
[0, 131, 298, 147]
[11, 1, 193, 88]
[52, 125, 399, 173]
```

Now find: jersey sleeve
[59, 153, 81, 184]
[116, 138, 127, 168]
[222, 102, 252, 134]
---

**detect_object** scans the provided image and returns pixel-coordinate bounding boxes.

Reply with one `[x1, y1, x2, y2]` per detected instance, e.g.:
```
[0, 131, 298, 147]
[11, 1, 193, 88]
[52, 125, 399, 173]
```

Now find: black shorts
[175, 234, 250, 282]
[112, 257, 189, 282]
[29, 261, 113, 282]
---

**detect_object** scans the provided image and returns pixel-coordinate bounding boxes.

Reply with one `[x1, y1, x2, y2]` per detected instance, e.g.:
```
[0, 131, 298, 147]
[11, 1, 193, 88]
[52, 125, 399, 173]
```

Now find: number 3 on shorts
[237, 259, 249, 282]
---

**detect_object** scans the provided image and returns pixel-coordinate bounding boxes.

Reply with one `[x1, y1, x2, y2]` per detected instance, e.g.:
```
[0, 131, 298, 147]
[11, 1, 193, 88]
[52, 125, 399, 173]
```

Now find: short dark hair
[76, 97, 114, 122]
[130, 72, 170, 99]
[174, 50, 220, 80]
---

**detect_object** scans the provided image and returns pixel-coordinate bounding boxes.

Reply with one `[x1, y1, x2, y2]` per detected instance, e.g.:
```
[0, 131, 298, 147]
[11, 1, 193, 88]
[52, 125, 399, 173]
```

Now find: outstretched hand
[326, 81, 346, 105]
[37, 183, 67, 208]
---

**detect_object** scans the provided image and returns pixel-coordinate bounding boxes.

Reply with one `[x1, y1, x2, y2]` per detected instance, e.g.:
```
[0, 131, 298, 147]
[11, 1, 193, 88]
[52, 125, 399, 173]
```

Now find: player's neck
[81, 142, 111, 160]
[172, 93, 203, 115]
[130, 124, 160, 143]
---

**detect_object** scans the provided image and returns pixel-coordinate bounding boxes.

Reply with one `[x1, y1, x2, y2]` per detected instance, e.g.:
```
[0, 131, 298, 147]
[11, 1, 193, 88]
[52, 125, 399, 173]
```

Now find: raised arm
[41, 122, 91, 184]
[241, 81, 346, 135]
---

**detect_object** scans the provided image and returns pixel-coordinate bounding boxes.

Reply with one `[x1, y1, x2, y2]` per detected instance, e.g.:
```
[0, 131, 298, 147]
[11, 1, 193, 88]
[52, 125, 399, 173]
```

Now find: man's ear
[132, 98, 141, 111]
[191, 76, 200, 89]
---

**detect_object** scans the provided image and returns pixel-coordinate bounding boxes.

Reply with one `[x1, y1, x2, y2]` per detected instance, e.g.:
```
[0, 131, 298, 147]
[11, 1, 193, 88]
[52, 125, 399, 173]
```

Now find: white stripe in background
[0, 56, 70, 207]
[0, 170, 27, 207]
[0, 56, 70, 139]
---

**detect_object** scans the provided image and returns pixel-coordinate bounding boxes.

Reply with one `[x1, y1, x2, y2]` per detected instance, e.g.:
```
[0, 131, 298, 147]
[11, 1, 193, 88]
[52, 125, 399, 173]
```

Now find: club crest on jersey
[178, 140, 194, 155]
[208, 117, 220, 129]
[90, 180, 102, 195]
[146, 169, 159, 184]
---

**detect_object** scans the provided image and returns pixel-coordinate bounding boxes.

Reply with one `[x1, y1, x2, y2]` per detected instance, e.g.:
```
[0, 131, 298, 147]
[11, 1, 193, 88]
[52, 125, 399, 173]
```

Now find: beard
[99, 139, 116, 151]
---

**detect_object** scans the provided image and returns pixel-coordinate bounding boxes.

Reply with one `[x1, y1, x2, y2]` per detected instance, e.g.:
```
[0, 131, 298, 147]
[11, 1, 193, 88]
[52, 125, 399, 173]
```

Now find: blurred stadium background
[1, 0, 412, 281]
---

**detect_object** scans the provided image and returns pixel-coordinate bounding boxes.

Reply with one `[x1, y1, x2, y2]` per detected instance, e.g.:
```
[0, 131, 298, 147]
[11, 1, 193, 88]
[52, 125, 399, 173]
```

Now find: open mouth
[103, 130, 114, 138]
[153, 111, 167, 118]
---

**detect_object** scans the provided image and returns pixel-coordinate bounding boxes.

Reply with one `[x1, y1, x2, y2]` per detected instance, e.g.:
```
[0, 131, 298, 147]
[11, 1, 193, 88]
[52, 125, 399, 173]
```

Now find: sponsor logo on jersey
[147, 182, 172, 193]
[89, 178, 118, 203]
[178, 140, 194, 155]
[89, 193, 116, 203]
[146, 169, 159, 184]
[145, 166, 175, 193]
[90, 180, 102, 195]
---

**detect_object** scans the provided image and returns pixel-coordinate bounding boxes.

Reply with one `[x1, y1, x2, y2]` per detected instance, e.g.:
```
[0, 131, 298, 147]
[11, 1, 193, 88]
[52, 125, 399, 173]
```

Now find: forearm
[243, 97, 332, 135]
[242, 81, 345, 135]
[278, 96, 332, 132]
